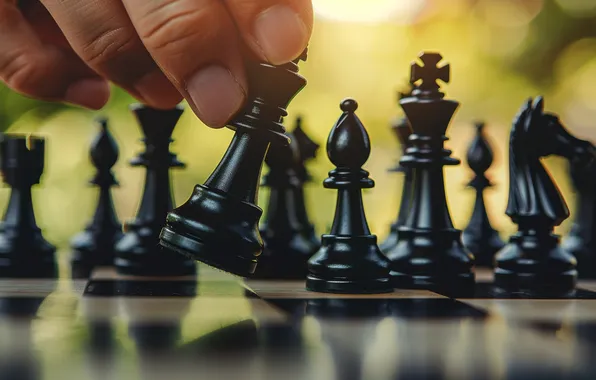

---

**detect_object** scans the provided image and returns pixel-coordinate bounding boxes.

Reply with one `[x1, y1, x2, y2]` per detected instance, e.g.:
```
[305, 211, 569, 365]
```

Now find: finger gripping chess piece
[384, 52, 475, 292]
[461, 122, 505, 267]
[0, 134, 56, 278]
[159, 52, 308, 277]
[306, 99, 392, 294]
[495, 97, 596, 295]
[254, 125, 321, 279]
[71, 119, 123, 276]
[115, 105, 195, 276]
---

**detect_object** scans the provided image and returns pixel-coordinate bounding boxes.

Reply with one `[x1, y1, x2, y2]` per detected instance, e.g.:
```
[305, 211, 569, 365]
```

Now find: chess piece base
[494, 233, 577, 295]
[159, 185, 263, 278]
[115, 228, 196, 277]
[306, 235, 393, 294]
[562, 235, 596, 279]
[462, 228, 504, 267]
[70, 229, 123, 277]
[379, 224, 399, 253]
[306, 275, 393, 294]
[252, 228, 319, 279]
[0, 234, 56, 278]
[386, 228, 475, 290]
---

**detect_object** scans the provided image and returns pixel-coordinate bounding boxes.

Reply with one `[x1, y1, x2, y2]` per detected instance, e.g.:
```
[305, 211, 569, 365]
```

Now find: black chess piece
[291, 116, 321, 248]
[495, 97, 596, 295]
[159, 51, 308, 277]
[306, 98, 392, 294]
[253, 118, 321, 279]
[380, 92, 413, 254]
[563, 154, 596, 278]
[461, 122, 505, 267]
[0, 134, 56, 278]
[292, 116, 320, 182]
[115, 104, 196, 276]
[384, 52, 474, 292]
[71, 118, 123, 277]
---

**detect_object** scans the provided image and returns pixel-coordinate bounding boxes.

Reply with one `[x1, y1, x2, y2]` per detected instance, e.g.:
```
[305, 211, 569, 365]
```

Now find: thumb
[223, 0, 313, 65]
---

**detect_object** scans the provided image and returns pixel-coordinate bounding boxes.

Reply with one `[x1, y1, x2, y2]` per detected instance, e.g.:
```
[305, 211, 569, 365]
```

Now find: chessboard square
[461, 299, 596, 322]
[243, 279, 445, 299]
[0, 278, 65, 297]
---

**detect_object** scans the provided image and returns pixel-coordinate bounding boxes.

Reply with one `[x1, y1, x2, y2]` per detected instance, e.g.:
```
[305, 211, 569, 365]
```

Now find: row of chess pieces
[0, 51, 595, 297]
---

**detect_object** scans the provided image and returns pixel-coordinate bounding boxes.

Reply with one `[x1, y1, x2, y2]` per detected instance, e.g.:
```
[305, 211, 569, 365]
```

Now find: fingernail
[64, 78, 110, 110]
[135, 70, 182, 109]
[254, 5, 309, 65]
[187, 65, 246, 128]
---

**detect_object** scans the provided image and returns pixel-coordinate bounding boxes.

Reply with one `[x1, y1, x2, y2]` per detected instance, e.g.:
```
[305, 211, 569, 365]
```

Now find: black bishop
[71, 118, 123, 277]
[461, 122, 504, 267]
[306, 99, 392, 294]
[160, 51, 308, 277]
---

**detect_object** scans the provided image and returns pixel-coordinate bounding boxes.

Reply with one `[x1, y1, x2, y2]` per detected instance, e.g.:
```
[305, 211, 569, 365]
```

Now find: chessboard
[1, 260, 596, 380]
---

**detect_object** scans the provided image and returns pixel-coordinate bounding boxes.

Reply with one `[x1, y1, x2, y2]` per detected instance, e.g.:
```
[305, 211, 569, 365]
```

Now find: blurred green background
[1, 0, 596, 249]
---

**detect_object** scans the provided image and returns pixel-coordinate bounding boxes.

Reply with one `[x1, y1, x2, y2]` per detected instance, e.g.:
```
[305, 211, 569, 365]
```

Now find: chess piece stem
[385, 52, 474, 293]
[380, 112, 413, 253]
[115, 105, 195, 276]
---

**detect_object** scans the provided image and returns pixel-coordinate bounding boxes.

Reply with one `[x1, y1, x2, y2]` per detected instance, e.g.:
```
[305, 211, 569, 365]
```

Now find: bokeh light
[313, 0, 427, 24]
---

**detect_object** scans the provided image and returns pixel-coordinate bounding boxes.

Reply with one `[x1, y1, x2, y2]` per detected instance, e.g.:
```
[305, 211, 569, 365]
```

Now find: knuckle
[139, 1, 226, 54]
[80, 26, 139, 67]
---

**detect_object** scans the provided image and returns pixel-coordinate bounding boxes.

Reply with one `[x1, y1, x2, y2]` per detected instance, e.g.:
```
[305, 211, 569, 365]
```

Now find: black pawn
[71, 118, 123, 275]
[306, 99, 392, 294]
[385, 52, 474, 292]
[495, 97, 595, 295]
[0, 134, 56, 278]
[115, 104, 195, 276]
[254, 123, 320, 279]
[380, 99, 413, 253]
[563, 154, 596, 278]
[461, 122, 504, 267]
[159, 52, 308, 277]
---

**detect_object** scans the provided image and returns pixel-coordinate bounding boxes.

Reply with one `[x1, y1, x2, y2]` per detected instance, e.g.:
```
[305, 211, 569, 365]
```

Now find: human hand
[0, 0, 313, 127]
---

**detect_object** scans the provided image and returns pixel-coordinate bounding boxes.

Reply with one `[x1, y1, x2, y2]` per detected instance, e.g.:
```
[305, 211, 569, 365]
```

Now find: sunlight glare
[313, 0, 427, 24]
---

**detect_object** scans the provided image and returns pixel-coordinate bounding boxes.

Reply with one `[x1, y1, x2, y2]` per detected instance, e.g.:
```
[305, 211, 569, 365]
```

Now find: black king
[385, 52, 475, 291]
[159, 51, 308, 277]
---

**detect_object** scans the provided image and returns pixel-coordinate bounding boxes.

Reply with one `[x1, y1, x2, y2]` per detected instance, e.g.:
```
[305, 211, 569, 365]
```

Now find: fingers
[0, 1, 109, 109]
[40, 0, 182, 109]
[122, 0, 247, 128]
[223, 0, 313, 64]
